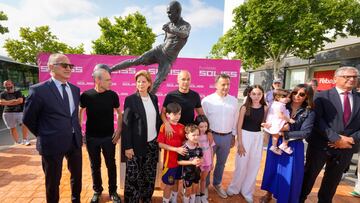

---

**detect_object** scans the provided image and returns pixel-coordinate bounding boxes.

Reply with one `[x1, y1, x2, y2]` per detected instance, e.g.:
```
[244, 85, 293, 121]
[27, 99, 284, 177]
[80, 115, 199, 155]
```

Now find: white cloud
[0, 0, 223, 58]
[184, 0, 223, 30]
[121, 6, 142, 17]
[0, 0, 98, 56]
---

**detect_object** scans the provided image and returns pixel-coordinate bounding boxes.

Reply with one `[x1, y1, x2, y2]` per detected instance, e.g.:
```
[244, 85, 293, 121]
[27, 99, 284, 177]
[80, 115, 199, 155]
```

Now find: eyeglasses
[337, 75, 358, 80]
[53, 63, 75, 69]
[292, 91, 306, 97]
[278, 95, 288, 98]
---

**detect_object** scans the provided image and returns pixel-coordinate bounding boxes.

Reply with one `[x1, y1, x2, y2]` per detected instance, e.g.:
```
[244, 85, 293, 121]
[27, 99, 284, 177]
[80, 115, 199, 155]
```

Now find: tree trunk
[273, 59, 280, 80]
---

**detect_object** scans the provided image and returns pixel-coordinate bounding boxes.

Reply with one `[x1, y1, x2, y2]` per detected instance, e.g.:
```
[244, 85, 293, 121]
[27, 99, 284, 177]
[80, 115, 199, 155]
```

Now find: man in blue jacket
[23, 53, 82, 203]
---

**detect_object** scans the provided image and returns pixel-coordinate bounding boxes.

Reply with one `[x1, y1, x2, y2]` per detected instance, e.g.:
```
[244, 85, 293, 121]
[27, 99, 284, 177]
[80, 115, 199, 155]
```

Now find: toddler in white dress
[263, 89, 295, 155]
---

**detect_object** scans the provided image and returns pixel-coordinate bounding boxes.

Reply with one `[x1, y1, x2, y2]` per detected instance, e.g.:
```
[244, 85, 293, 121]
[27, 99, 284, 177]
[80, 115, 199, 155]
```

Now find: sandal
[269, 146, 282, 155]
[259, 193, 272, 203]
[279, 143, 293, 154]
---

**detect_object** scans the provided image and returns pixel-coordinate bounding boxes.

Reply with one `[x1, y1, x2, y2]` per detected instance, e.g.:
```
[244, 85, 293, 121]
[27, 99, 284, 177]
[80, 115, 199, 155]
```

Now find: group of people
[2, 51, 356, 203]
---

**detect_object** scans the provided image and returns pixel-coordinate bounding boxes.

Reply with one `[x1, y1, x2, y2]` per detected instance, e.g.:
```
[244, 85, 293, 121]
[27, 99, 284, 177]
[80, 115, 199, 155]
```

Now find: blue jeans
[207, 133, 233, 186]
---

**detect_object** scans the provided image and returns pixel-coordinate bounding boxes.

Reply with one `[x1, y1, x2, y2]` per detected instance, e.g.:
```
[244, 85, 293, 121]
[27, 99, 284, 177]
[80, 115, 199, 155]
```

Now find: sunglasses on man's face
[53, 63, 75, 69]
[292, 91, 306, 97]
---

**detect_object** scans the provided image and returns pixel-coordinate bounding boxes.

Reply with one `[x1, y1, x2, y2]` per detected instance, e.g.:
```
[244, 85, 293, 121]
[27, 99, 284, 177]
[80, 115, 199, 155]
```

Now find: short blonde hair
[135, 70, 152, 91]
[47, 53, 67, 66]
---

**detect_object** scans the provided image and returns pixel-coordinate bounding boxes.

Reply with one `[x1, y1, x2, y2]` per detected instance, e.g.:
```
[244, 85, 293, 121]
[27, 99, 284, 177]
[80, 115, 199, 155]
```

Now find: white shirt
[335, 87, 353, 112]
[201, 93, 239, 136]
[52, 77, 75, 115]
[141, 96, 157, 142]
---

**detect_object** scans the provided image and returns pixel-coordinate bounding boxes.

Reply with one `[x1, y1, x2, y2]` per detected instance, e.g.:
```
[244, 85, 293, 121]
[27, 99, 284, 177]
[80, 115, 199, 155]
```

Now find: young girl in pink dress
[263, 89, 295, 155]
[195, 115, 214, 203]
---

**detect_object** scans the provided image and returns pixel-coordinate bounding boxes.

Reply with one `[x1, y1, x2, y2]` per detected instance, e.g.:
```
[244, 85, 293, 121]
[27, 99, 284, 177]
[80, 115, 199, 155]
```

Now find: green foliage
[0, 11, 9, 34]
[4, 26, 84, 64]
[92, 12, 156, 55]
[210, 0, 360, 78]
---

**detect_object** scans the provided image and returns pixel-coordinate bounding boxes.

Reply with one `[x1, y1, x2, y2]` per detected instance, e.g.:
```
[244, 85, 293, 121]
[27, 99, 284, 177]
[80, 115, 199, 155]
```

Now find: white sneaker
[195, 195, 201, 203]
[23, 139, 31, 146]
[200, 195, 208, 203]
[213, 184, 228, 199]
[244, 197, 253, 203]
[226, 189, 237, 197]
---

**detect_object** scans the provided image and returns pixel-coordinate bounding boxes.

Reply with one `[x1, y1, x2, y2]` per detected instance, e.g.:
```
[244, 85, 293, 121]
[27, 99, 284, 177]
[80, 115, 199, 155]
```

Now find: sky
[0, 0, 225, 59]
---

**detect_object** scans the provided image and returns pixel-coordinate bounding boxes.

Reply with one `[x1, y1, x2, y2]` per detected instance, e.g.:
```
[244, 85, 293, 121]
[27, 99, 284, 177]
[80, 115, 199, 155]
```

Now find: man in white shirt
[201, 74, 239, 199]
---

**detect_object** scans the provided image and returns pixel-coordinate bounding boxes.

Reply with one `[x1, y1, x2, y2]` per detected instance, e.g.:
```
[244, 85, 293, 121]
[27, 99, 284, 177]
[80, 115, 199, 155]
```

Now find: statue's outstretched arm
[167, 23, 191, 38]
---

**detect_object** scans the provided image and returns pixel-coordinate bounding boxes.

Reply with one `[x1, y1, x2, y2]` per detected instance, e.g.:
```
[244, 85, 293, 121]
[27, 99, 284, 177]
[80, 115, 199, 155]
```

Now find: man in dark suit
[23, 53, 82, 203]
[300, 66, 360, 203]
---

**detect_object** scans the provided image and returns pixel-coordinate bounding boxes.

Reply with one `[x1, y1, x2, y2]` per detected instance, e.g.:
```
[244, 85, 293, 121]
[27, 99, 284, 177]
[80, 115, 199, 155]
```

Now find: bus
[0, 55, 38, 115]
[0, 55, 38, 94]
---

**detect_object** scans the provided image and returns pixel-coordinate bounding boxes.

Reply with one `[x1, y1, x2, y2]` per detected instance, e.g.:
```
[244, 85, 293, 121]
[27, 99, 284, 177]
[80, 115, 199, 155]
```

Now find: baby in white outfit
[263, 89, 295, 155]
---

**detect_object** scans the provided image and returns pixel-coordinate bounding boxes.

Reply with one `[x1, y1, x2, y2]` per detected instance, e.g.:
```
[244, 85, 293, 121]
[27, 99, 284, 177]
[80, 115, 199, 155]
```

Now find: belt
[211, 130, 232, 136]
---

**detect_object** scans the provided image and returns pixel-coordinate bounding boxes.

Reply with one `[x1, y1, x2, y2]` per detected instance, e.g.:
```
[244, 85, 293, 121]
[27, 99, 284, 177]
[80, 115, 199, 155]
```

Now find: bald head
[167, 1, 182, 23]
[169, 1, 182, 12]
[177, 70, 190, 80]
[3, 80, 14, 92]
[177, 70, 191, 93]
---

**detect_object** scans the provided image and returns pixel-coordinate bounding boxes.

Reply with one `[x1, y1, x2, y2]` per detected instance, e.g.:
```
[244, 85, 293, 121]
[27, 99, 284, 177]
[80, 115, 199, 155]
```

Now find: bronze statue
[110, 1, 191, 94]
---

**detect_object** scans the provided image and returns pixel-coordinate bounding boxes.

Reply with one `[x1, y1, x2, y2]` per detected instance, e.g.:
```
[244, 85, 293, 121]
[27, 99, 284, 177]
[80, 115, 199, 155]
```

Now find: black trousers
[124, 140, 159, 203]
[41, 142, 82, 203]
[86, 136, 117, 194]
[300, 145, 353, 203]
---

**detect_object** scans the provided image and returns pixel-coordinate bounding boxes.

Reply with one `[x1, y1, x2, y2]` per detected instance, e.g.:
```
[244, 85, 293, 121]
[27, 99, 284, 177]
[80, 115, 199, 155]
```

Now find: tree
[0, 11, 9, 34]
[4, 26, 84, 64]
[92, 12, 156, 55]
[210, 0, 360, 79]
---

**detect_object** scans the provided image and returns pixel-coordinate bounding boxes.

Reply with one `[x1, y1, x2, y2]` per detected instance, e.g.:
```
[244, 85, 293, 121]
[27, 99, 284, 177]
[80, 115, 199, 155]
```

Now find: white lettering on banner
[39, 66, 82, 73]
[319, 78, 335, 84]
[148, 68, 181, 76]
[199, 70, 238, 77]
[112, 68, 136, 74]
[171, 69, 181, 75]
[40, 66, 48, 72]
[166, 83, 177, 87]
[122, 82, 135, 86]
[77, 81, 94, 86]
[148, 68, 157, 75]
[73, 66, 83, 73]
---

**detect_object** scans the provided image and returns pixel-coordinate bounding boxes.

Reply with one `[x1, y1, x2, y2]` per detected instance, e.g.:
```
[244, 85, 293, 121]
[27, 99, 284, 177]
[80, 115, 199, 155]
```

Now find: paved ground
[0, 119, 35, 150]
[0, 135, 359, 203]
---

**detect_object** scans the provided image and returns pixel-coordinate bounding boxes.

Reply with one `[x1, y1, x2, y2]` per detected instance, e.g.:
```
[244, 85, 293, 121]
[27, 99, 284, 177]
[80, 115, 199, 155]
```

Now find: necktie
[343, 91, 351, 126]
[61, 84, 71, 115]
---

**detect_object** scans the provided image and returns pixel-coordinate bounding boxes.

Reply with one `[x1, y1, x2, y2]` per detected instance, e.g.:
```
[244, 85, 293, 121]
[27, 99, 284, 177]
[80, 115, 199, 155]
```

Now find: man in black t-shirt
[161, 70, 204, 136]
[0, 80, 30, 145]
[79, 65, 122, 203]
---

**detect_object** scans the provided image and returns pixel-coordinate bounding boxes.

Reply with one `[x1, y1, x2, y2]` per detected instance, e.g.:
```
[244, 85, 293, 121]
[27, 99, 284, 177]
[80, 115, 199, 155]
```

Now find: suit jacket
[122, 92, 161, 157]
[306, 87, 360, 153]
[23, 79, 82, 156]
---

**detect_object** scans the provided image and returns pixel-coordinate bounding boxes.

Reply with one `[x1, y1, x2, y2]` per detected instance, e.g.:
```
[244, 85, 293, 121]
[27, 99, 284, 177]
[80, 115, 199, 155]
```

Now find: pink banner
[38, 53, 241, 106]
